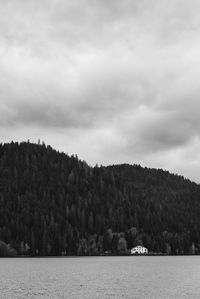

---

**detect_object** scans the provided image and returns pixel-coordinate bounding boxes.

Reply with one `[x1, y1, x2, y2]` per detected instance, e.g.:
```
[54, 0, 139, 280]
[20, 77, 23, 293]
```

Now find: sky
[1, 0, 200, 183]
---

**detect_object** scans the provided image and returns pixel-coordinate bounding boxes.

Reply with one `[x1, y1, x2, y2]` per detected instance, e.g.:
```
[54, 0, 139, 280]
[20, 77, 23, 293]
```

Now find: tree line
[0, 141, 200, 256]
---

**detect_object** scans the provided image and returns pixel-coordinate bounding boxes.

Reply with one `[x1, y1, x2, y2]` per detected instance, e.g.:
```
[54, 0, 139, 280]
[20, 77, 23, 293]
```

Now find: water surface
[0, 256, 200, 298]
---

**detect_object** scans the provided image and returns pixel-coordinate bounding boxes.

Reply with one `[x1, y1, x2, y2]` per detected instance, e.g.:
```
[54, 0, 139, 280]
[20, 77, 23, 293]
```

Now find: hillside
[0, 141, 200, 256]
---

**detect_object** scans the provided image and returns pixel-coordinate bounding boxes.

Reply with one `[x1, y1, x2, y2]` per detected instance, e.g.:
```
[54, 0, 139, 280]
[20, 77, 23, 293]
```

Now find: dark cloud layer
[1, 0, 200, 182]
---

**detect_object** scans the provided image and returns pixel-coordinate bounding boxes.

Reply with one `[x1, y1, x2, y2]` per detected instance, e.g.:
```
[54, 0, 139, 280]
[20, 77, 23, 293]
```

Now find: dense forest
[0, 141, 200, 256]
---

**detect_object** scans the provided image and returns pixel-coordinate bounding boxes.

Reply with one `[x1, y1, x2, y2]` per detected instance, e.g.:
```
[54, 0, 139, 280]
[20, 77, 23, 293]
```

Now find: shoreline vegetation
[1, 246, 200, 257]
[1, 250, 200, 258]
[1, 141, 200, 257]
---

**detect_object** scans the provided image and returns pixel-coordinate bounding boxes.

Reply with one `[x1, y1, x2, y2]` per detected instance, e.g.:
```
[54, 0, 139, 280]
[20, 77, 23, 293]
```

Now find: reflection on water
[0, 256, 200, 298]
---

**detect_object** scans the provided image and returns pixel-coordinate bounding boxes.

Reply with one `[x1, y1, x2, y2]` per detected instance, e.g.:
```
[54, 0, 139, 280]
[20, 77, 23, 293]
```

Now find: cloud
[1, 0, 200, 182]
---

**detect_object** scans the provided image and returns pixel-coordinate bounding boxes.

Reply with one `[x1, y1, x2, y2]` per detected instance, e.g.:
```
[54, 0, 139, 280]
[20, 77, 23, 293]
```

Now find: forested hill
[0, 141, 200, 256]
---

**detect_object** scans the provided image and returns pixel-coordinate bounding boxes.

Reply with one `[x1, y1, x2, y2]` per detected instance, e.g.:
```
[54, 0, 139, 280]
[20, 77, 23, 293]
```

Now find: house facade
[131, 245, 148, 255]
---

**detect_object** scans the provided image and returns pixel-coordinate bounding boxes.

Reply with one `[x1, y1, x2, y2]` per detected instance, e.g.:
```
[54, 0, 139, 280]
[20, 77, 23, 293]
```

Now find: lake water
[0, 256, 200, 298]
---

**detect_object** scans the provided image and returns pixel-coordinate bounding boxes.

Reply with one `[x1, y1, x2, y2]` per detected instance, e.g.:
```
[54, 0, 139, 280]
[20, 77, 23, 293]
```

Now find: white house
[131, 245, 148, 255]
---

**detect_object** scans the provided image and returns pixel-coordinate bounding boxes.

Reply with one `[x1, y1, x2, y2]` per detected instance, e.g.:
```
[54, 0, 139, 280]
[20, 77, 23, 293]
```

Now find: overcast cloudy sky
[1, 0, 200, 182]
